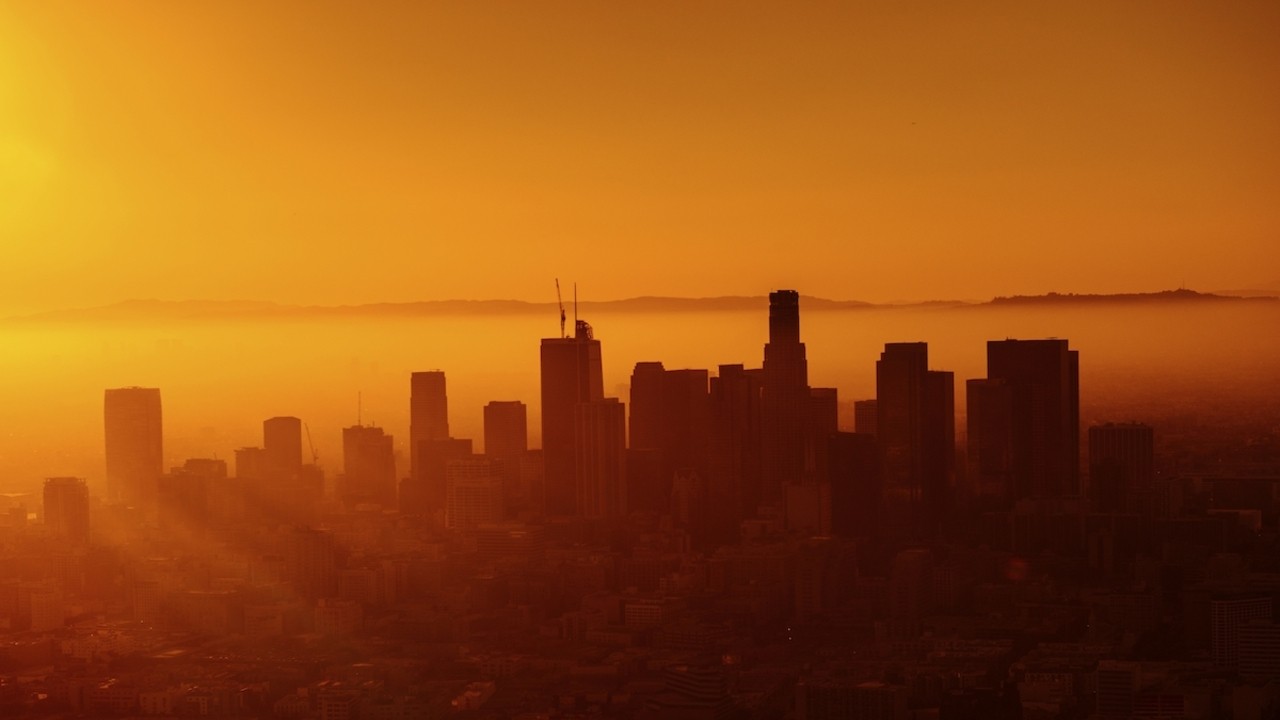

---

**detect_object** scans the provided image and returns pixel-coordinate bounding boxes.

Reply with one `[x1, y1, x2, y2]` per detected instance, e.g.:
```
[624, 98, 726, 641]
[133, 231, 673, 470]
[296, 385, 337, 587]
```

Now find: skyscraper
[761, 290, 810, 504]
[982, 339, 1080, 501]
[483, 401, 528, 457]
[540, 320, 603, 516]
[627, 363, 711, 516]
[966, 378, 1014, 504]
[1089, 422, 1154, 514]
[707, 364, 763, 545]
[341, 425, 396, 508]
[409, 371, 450, 483]
[877, 342, 928, 506]
[575, 398, 626, 519]
[875, 345, 954, 534]
[104, 387, 163, 506]
[483, 400, 528, 516]
[43, 477, 90, 544]
[263, 416, 303, 479]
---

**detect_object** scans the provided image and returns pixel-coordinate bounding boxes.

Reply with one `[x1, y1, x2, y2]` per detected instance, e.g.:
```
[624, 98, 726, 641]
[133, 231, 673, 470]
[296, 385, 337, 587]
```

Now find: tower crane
[555, 278, 567, 338]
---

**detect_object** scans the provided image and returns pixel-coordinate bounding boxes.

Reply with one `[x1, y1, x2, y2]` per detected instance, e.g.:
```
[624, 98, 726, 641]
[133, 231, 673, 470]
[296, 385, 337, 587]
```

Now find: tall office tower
[44, 477, 90, 544]
[853, 399, 878, 438]
[409, 371, 449, 482]
[160, 458, 226, 530]
[707, 364, 763, 546]
[629, 362, 667, 452]
[761, 290, 811, 505]
[285, 527, 340, 600]
[483, 401, 528, 456]
[235, 447, 268, 480]
[876, 345, 954, 536]
[104, 387, 163, 506]
[341, 425, 396, 508]
[628, 363, 712, 515]
[877, 342, 928, 508]
[828, 432, 881, 540]
[540, 320, 603, 515]
[922, 371, 955, 527]
[401, 436, 472, 520]
[1211, 594, 1273, 669]
[1089, 423, 1155, 513]
[966, 378, 1015, 504]
[984, 339, 1080, 500]
[575, 398, 626, 520]
[484, 401, 528, 516]
[263, 416, 303, 479]
[445, 458, 504, 530]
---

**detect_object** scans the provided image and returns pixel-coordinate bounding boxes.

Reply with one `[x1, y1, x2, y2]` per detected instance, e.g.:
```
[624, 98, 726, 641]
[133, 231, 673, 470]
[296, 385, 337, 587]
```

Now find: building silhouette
[575, 398, 627, 520]
[969, 339, 1080, 503]
[1089, 422, 1155, 514]
[446, 457, 504, 530]
[43, 477, 89, 544]
[104, 387, 163, 507]
[875, 344, 954, 535]
[263, 416, 303, 479]
[540, 320, 603, 516]
[627, 363, 711, 517]
[341, 425, 396, 508]
[707, 364, 763, 546]
[484, 400, 529, 517]
[409, 371, 449, 483]
[853, 399, 878, 438]
[761, 290, 811, 508]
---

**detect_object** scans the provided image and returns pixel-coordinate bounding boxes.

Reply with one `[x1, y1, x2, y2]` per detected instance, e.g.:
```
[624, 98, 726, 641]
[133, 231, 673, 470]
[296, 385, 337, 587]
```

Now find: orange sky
[2, 0, 1277, 314]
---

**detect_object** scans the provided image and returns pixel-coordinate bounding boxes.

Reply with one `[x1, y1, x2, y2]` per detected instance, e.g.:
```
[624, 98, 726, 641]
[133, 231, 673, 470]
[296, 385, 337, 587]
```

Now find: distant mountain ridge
[4, 289, 1272, 323]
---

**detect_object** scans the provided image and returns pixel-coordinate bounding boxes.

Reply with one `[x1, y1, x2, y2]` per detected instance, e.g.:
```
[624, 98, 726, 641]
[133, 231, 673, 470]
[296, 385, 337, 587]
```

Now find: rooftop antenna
[555, 278, 566, 338]
[574, 282, 578, 329]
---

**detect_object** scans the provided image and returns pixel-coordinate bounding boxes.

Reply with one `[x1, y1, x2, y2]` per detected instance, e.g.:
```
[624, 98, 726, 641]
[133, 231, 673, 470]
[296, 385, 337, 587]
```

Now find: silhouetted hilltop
[987, 289, 1274, 305]
[6, 289, 1272, 323]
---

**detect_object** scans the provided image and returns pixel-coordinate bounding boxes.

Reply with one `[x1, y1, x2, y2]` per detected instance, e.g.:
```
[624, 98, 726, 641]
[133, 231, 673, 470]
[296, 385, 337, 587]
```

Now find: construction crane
[555, 278, 567, 338]
[304, 422, 320, 466]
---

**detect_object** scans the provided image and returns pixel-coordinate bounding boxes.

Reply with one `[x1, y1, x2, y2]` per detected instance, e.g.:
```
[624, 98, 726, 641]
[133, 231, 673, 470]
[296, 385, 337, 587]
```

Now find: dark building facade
[104, 387, 163, 507]
[540, 320, 603, 516]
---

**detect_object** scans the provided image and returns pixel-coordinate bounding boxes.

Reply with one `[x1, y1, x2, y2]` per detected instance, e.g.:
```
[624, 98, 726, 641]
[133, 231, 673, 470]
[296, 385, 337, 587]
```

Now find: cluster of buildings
[1, 290, 1278, 719]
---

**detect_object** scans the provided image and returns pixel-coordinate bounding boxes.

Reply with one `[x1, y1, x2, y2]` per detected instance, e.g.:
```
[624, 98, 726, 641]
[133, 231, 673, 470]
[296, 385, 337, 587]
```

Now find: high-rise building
[828, 432, 881, 540]
[575, 398, 626, 519]
[853, 399, 878, 438]
[1089, 423, 1154, 514]
[877, 343, 928, 506]
[761, 290, 811, 505]
[1240, 620, 1280, 680]
[263, 416, 303, 479]
[875, 345, 954, 535]
[104, 387, 163, 506]
[43, 477, 89, 544]
[966, 378, 1014, 504]
[707, 364, 763, 546]
[445, 458, 504, 530]
[409, 371, 449, 482]
[484, 400, 529, 517]
[629, 362, 667, 452]
[483, 401, 528, 457]
[341, 425, 396, 508]
[979, 339, 1080, 501]
[628, 363, 711, 516]
[540, 320, 603, 516]
[401, 436, 472, 520]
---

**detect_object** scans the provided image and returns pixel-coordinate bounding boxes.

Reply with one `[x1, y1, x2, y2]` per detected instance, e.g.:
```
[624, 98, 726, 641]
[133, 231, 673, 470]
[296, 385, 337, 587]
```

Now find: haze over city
[1, 2, 1279, 719]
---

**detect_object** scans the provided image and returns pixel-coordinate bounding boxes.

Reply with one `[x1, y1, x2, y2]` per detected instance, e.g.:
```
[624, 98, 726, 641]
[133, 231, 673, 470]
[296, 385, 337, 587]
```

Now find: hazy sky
[2, 0, 1277, 313]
